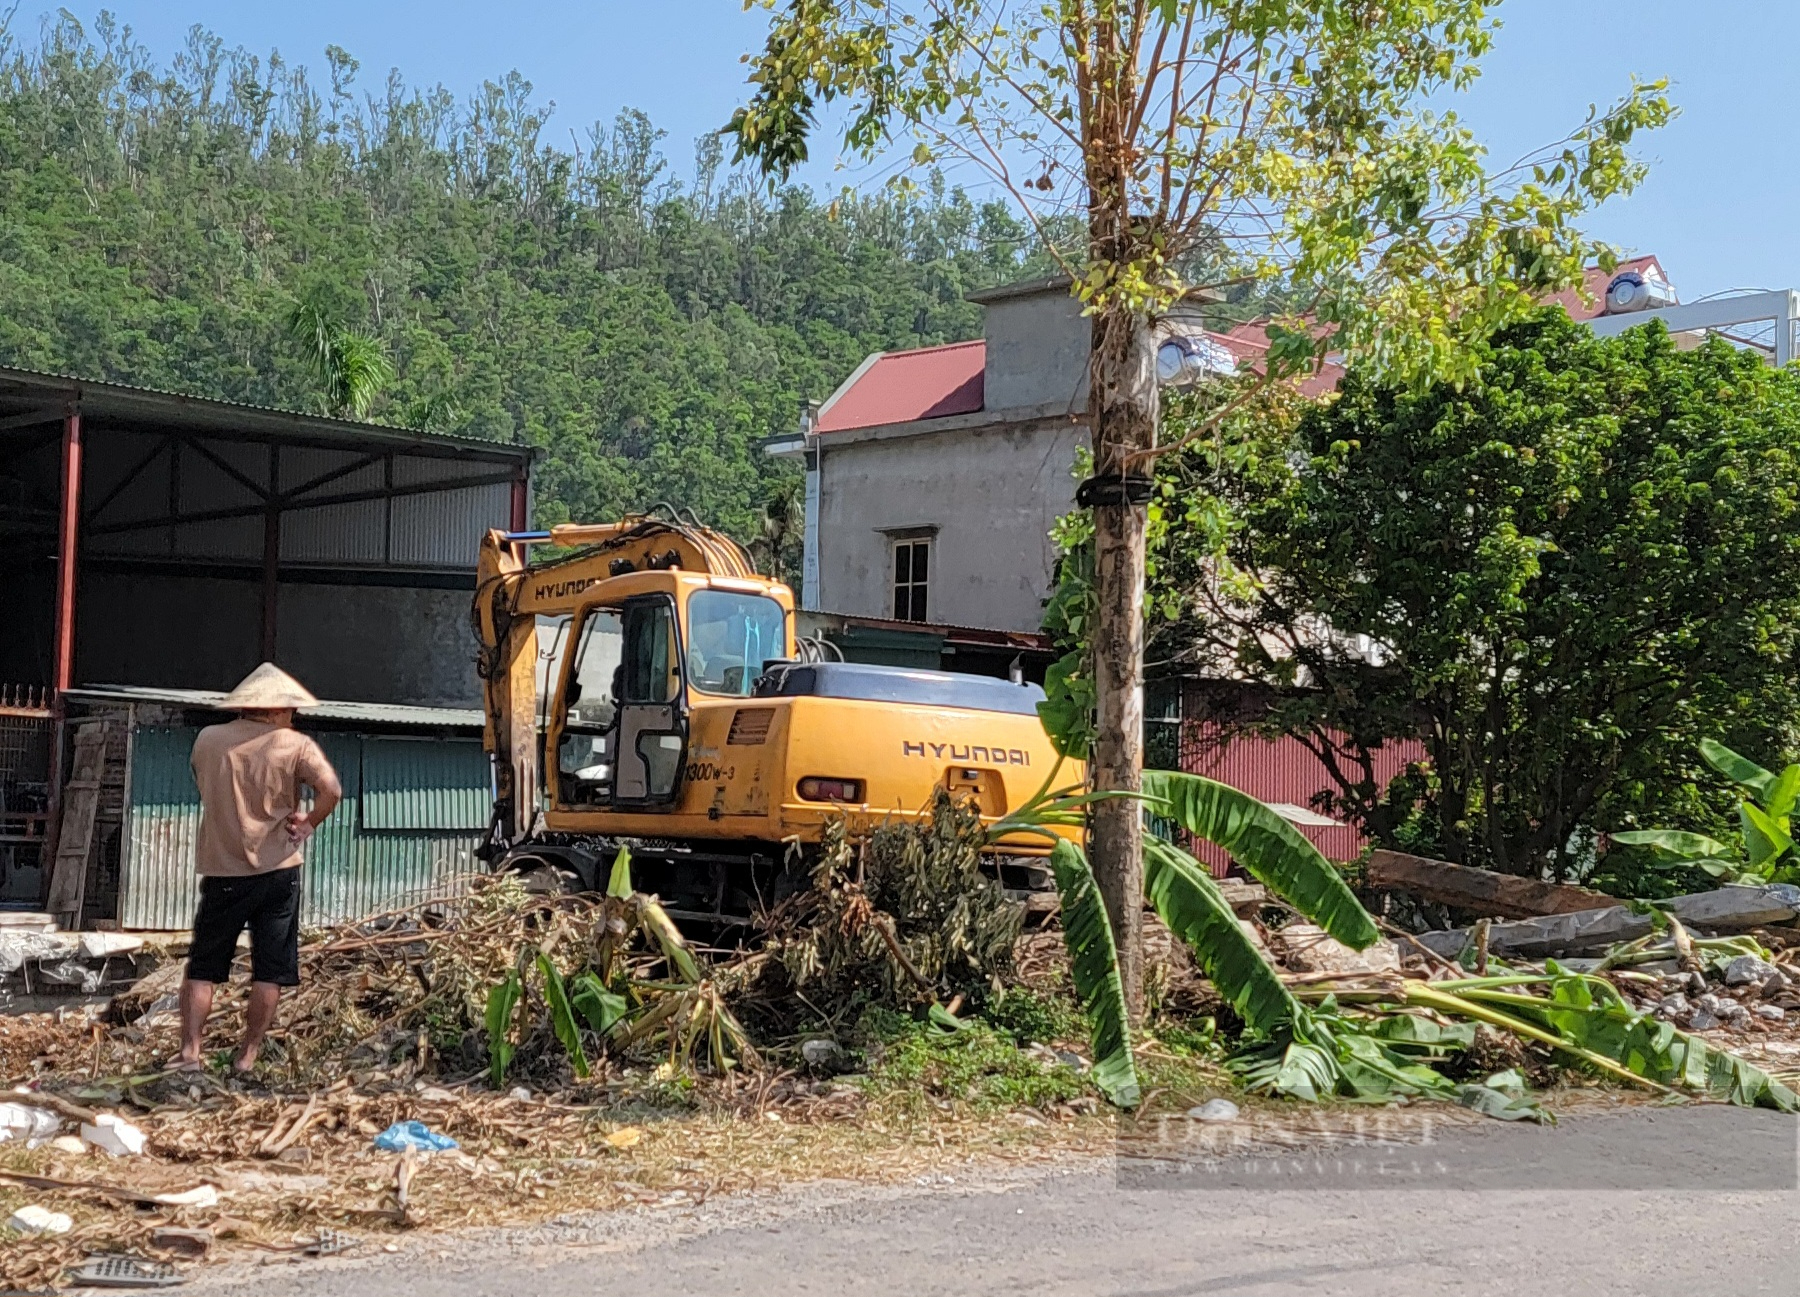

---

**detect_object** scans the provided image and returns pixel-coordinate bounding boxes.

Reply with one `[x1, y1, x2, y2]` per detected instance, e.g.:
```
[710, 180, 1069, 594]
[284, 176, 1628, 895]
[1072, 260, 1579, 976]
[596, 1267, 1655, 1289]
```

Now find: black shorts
[186, 869, 303, 987]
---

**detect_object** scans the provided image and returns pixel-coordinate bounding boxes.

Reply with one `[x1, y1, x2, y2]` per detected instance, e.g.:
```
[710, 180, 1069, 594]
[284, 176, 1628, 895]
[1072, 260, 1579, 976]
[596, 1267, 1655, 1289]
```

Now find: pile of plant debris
[9, 787, 1800, 1288]
[749, 791, 1024, 1024]
[0, 807, 1126, 1289]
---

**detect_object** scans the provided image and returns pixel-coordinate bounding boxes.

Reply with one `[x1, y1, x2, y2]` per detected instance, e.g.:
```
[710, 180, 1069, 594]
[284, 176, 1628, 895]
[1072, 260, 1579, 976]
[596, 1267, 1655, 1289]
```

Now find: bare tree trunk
[1087, 303, 1158, 1021]
[1078, 8, 1153, 1020]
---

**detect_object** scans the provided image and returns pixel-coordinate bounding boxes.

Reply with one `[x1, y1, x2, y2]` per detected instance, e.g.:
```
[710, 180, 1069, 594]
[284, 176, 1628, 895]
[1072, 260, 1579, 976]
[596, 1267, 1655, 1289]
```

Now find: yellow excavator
[471, 508, 1071, 921]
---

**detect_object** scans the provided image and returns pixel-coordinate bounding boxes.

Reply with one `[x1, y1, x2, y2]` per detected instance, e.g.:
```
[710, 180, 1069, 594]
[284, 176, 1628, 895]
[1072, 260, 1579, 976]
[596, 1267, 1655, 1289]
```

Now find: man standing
[175, 664, 341, 1074]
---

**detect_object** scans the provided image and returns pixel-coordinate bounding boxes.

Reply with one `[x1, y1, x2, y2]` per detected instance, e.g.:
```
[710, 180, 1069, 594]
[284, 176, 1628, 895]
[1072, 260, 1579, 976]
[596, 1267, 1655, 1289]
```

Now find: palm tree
[287, 301, 395, 419]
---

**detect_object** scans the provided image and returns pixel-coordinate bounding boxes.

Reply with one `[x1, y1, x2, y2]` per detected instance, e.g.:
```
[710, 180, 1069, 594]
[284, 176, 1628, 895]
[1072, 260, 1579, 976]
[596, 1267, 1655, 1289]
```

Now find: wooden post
[43, 407, 83, 902]
[45, 722, 106, 930]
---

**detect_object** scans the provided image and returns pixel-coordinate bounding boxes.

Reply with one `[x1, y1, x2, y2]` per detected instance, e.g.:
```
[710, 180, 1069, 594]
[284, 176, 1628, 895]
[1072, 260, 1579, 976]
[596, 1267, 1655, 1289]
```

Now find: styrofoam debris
[77, 931, 146, 959]
[81, 1112, 148, 1157]
[153, 1184, 220, 1208]
[8, 1204, 73, 1235]
[0, 1101, 61, 1147]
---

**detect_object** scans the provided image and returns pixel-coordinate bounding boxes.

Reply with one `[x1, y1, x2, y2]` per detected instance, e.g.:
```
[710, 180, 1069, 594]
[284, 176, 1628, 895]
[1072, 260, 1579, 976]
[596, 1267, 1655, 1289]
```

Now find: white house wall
[816, 417, 1087, 633]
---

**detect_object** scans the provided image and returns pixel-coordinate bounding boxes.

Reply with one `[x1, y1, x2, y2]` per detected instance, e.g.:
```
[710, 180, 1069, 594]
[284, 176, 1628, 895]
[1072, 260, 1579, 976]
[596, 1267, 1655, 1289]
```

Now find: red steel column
[52, 407, 82, 693]
[509, 472, 530, 566]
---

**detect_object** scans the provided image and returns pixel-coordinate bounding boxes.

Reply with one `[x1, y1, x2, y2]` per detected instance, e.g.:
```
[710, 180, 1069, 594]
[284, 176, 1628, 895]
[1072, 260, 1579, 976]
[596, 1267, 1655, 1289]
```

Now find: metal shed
[63, 688, 490, 931]
[0, 367, 533, 922]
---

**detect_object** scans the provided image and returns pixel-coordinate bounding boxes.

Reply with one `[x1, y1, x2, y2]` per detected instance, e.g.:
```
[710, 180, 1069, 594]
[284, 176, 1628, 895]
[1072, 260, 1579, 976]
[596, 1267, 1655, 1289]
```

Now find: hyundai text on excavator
[471, 510, 1072, 922]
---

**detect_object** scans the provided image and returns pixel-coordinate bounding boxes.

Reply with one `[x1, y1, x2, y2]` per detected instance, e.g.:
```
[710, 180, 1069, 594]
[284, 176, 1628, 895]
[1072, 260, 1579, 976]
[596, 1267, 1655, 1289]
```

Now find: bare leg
[234, 981, 283, 1071]
[176, 979, 216, 1068]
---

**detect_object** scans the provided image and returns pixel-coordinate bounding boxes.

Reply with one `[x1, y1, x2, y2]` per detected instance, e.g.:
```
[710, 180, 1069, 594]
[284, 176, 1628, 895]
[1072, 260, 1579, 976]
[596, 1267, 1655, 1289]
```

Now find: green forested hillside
[0, 13, 1046, 543]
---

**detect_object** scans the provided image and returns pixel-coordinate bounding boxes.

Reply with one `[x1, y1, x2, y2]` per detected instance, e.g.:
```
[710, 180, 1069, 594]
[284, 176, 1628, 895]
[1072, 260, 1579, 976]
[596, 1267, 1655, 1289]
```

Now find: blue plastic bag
[372, 1120, 459, 1153]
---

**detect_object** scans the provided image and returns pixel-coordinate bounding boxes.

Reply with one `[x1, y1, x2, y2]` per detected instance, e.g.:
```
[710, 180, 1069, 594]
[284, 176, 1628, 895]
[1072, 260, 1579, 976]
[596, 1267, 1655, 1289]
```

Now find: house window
[892, 537, 931, 622]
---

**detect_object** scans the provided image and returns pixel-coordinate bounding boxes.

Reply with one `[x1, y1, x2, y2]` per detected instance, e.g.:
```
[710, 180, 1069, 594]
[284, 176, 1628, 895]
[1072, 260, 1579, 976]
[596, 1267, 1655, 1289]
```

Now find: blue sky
[14, 1, 1793, 298]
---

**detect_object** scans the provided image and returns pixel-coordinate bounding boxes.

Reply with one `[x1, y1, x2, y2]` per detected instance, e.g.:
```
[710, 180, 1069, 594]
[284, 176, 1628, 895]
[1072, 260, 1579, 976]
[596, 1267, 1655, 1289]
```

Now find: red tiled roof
[1213, 320, 1345, 399]
[815, 260, 1671, 435]
[1546, 254, 1665, 322]
[815, 340, 985, 433]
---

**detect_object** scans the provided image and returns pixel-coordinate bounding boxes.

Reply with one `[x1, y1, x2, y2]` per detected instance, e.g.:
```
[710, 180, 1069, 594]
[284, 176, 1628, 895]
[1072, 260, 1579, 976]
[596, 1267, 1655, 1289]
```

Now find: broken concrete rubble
[1415, 907, 1652, 961]
[1724, 955, 1779, 986]
[1412, 884, 1800, 961]
[1267, 924, 1402, 976]
[1667, 885, 1800, 929]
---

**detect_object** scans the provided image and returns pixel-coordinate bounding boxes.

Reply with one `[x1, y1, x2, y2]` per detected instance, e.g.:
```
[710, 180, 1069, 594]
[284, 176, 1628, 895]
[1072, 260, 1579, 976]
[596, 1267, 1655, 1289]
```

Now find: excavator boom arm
[471, 513, 763, 847]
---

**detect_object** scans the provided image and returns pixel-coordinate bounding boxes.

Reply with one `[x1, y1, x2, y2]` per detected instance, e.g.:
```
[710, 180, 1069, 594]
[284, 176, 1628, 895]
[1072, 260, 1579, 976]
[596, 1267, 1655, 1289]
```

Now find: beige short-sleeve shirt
[190, 718, 340, 877]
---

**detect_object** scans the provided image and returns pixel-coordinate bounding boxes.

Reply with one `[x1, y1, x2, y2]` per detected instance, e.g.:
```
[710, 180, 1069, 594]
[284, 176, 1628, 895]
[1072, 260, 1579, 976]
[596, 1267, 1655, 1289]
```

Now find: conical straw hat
[221, 663, 319, 710]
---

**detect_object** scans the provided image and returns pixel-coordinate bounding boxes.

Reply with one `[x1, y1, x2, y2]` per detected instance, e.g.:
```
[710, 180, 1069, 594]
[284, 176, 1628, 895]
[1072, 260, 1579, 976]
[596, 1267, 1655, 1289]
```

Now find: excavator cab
[546, 577, 791, 813]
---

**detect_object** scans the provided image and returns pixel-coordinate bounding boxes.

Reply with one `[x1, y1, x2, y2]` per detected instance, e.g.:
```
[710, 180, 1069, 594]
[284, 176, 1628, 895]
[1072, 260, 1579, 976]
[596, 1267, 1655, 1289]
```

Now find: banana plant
[1612, 739, 1800, 885]
[990, 761, 1382, 1109]
[485, 848, 758, 1085]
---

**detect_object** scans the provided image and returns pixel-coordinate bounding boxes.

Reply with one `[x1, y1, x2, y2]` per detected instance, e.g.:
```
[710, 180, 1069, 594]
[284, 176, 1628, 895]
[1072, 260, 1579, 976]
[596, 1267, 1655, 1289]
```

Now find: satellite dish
[1604, 269, 1676, 315]
[1156, 334, 1237, 386]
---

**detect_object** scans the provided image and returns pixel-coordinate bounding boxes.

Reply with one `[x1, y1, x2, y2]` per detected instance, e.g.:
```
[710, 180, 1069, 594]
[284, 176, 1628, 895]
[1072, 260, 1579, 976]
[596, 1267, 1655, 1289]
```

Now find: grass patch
[857, 1007, 1091, 1111]
[980, 986, 1088, 1045]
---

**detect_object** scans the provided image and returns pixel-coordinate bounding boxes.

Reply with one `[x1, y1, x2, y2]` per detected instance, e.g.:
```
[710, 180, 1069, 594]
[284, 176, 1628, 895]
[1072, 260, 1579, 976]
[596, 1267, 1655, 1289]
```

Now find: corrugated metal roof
[813, 322, 1345, 434]
[1210, 321, 1345, 399]
[815, 341, 986, 433]
[64, 685, 483, 730]
[0, 364, 532, 463]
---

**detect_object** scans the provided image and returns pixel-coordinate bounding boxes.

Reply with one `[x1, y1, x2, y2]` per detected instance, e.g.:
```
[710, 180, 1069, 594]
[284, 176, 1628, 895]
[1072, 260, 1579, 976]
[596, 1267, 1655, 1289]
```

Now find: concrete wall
[75, 572, 479, 706]
[815, 417, 1087, 633]
[979, 284, 1089, 413]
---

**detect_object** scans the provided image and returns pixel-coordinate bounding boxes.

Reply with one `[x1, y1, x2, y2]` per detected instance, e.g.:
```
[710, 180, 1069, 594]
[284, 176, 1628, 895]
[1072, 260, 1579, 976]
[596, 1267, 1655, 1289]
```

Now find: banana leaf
[1228, 1007, 1545, 1119]
[1609, 828, 1733, 860]
[485, 970, 522, 1087]
[1740, 802, 1793, 868]
[1528, 973, 1797, 1110]
[1047, 839, 1140, 1108]
[571, 972, 628, 1037]
[537, 952, 590, 1078]
[1143, 836, 1297, 1033]
[1700, 738, 1775, 796]
[1140, 769, 1378, 949]
[1764, 764, 1800, 821]
[638, 896, 703, 984]
[606, 845, 634, 899]
[1412, 973, 1798, 1111]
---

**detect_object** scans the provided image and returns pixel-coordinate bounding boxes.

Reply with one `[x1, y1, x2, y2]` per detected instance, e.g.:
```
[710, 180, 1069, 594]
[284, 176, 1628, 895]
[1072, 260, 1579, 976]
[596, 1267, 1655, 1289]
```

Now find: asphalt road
[200, 1104, 1797, 1297]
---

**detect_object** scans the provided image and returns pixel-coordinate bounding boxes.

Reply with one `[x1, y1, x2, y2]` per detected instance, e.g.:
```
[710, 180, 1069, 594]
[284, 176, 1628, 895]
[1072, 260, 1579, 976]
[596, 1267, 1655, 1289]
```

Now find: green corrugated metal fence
[120, 726, 490, 930]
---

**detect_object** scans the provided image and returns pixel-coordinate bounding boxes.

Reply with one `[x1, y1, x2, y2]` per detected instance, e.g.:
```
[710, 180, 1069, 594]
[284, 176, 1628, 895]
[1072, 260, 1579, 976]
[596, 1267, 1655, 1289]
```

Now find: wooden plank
[1364, 849, 1613, 920]
[45, 721, 107, 928]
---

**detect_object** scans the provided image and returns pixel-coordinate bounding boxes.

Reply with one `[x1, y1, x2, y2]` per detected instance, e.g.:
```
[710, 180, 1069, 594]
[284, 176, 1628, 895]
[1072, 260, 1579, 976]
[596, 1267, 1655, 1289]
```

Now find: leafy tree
[729, 0, 1670, 1011]
[1159, 312, 1800, 880]
[0, 12, 1052, 543]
